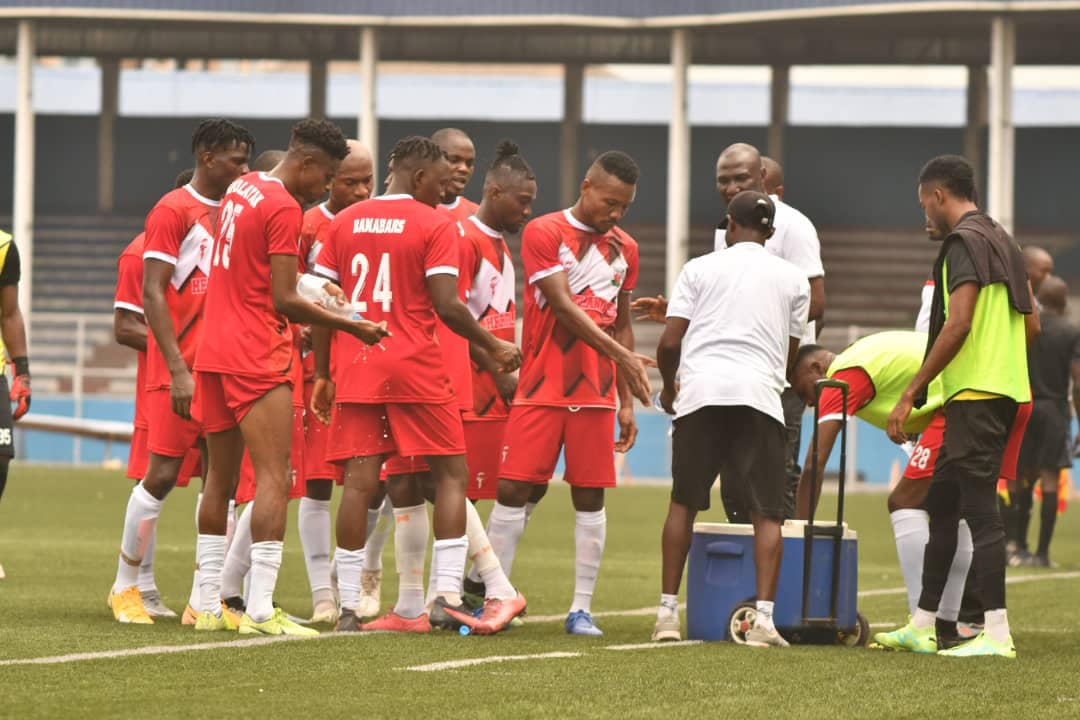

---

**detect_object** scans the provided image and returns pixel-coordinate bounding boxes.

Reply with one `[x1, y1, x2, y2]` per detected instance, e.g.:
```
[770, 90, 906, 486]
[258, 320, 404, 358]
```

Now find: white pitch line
[403, 651, 581, 672]
[858, 571, 1080, 598]
[605, 640, 703, 651]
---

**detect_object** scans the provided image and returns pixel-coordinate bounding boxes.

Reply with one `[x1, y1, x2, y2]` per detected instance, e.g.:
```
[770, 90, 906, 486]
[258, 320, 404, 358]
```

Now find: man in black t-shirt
[1011, 275, 1080, 567]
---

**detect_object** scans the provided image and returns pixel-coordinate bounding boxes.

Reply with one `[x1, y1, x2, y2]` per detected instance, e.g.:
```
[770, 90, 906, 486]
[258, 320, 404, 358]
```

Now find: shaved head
[762, 156, 784, 199]
[432, 127, 476, 203]
[1023, 245, 1054, 293]
[342, 140, 372, 172]
[1038, 274, 1068, 314]
[252, 149, 286, 172]
[715, 142, 765, 205]
[326, 139, 375, 213]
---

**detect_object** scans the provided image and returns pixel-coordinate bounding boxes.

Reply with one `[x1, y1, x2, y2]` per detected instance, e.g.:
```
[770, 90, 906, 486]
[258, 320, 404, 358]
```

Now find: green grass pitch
[1, 466, 1078, 719]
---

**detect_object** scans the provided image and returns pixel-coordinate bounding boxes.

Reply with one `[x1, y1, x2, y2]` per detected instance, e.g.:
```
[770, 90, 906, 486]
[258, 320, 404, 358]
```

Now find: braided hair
[191, 118, 255, 156]
[487, 139, 535, 181]
[289, 119, 349, 161]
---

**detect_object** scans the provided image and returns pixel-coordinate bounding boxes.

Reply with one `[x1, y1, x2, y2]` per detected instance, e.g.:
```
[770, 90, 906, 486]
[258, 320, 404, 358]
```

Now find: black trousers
[919, 397, 1017, 614]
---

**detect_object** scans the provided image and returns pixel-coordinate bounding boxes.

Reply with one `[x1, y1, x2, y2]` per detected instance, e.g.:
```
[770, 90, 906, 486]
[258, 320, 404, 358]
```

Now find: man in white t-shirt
[651, 191, 810, 647]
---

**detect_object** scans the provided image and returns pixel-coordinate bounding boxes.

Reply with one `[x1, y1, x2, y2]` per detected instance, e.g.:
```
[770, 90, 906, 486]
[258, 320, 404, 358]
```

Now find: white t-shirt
[666, 242, 811, 423]
[714, 194, 823, 339]
[915, 280, 934, 332]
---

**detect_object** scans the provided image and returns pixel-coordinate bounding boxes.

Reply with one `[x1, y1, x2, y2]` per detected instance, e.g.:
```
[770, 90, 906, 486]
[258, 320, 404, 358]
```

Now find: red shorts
[193, 372, 291, 432]
[499, 405, 616, 488]
[381, 454, 430, 479]
[146, 389, 202, 458]
[176, 449, 202, 488]
[326, 402, 465, 463]
[235, 407, 306, 505]
[302, 381, 344, 484]
[903, 402, 1031, 482]
[464, 418, 507, 500]
[127, 426, 149, 480]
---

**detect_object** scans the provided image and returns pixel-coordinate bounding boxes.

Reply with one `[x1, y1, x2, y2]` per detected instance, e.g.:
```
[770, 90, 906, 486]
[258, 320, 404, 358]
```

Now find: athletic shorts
[146, 388, 202, 458]
[381, 454, 429, 479]
[499, 405, 616, 488]
[672, 405, 786, 518]
[193, 372, 291, 433]
[1017, 398, 1067, 471]
[326, 401, 465, 463]
[0, 376, 13, 460]
[235, 406, 307, 505]
[175, 449, 202, 488]
[301, 381, 344, 484]
[464, 418, 506, 500]
[127, 425, 149, 480]
[904, 402, 1029, 482]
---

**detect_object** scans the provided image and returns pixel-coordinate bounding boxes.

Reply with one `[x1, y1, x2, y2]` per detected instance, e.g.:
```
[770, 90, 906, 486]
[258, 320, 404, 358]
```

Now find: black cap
[727, 190, 775, 234]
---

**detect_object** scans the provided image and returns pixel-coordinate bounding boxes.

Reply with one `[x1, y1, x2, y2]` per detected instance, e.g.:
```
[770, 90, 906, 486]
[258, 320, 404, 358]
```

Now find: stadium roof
[2, 1, 1080, 64]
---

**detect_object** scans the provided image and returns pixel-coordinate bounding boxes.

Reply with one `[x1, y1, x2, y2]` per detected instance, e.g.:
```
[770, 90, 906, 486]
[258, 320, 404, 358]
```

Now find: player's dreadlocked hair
[191, 118, 256, 156]
[289, 119, 350, 161]
[593, 150, 640, 185]
[487, 139, 535, 181]
[173, 168, 195, 189]
[387, 136, 446, 168]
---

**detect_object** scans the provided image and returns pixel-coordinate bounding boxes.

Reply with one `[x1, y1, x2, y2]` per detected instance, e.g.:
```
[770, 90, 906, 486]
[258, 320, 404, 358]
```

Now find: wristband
[12, 356, 29, 378]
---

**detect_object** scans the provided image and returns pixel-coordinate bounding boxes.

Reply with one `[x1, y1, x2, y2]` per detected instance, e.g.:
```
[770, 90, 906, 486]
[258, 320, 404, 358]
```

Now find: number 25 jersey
[316, 194, 461, 404]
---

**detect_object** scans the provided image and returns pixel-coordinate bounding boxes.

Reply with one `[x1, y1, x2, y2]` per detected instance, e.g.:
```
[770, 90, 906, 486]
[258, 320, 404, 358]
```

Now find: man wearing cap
[651, 191, 810, 646]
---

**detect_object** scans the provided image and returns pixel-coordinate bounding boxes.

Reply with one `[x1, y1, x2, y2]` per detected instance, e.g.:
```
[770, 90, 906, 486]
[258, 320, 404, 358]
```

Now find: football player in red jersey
[108, 120, 254, 626]
[433, 127, 479, 221]
[310, 136, 521, 633]
[486, 151, 653, 637]
[190, 120, 388, 635]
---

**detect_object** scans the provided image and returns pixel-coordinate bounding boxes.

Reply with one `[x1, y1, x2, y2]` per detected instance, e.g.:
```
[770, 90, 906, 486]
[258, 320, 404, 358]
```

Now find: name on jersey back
[354, 217, 406, 235]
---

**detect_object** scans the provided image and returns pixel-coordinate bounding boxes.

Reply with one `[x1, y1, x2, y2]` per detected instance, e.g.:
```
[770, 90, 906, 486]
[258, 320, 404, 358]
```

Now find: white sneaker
[0, 562, 5, 579]
[358, 569, 382, 618]
[651, 612, 682, 642]
[310, 600, 339, 624]
[140, 590, 178, 618]
[745, 623, 790, 648]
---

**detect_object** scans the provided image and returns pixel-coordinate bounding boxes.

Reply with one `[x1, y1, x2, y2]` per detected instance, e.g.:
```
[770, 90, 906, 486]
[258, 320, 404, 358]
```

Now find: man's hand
[491, 340, 522, 373]
[345, 319, 391, 345]
[659, 384, 677, 415]
[887, 392, 914, 444]
[9, 370, 30, 421]
[170, 367, 195, 420]
[311, 377, 335, 425]
[322, 281, 349, 311]
[494, 371, 518, 406]
[634, 352, 658, 369]
[614, 406, 638, 453]
[630, 294, 668, 324]
[617, 351, 653, 406]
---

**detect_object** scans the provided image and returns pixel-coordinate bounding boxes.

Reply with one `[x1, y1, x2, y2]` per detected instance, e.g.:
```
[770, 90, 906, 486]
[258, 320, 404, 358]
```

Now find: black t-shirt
[945, 241, 978, 292]
[1028, 311, 1080, 404]
[0, 241, 21, 287]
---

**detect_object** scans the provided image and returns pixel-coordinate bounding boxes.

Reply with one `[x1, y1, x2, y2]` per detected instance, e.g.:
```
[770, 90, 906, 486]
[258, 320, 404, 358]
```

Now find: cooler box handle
[705, 541, 744, 558]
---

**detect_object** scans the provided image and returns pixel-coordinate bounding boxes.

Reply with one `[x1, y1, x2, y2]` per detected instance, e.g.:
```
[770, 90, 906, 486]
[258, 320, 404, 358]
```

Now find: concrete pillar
[964, 64, 988, 197]
[98, 58, 119, 214]
[309, 58, 328, 120]
[13, 20, 35, 331]
[665, 29, 691, 295]
[560, 63, 584, 210]
[987, 17, 1015, 233]
[768, 64, 790, 166]
[359, 27, 378, 188]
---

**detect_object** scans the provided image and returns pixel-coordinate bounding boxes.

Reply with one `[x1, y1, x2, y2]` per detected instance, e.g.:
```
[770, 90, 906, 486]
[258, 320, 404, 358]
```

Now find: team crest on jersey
[612, 271, 623, 288]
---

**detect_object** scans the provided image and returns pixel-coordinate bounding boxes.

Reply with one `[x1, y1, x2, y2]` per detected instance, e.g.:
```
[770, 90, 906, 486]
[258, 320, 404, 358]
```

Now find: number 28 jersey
[316, 194, 461, 404]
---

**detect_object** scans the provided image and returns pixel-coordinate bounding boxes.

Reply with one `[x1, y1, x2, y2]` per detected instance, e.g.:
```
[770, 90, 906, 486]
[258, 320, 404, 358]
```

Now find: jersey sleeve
[622, 238, 639, 293]
[817, 367, 875, 424]
[456, 232, 479, 296]
[314, 217, 341, 281]
[790, 274, 811, 339]
[785, 213, 825, 279]
[0, 242, 21, 288]
[114, 253, 143, 314]
[945, 240, 978, 291]
[665, 262, 697, 321]
[425, 216, 461, 277]
[266, 203, 301, 257]
[521, 221, 563, 285]
[143, 205, 186, 265]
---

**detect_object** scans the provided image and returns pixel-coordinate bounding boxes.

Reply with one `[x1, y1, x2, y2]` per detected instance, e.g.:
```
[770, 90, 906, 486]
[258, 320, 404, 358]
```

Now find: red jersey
[315, 194, 459, 403]
[298, 203, 337, 381]
[433, 207, 477, 411]
[194, 172, 300, 380]
[517, 209, 639, 409]
[440, 196, 479, 223]
[461, 216, 516, 421]
[115, 233, 148, 429]
[142, 185, 219, 390]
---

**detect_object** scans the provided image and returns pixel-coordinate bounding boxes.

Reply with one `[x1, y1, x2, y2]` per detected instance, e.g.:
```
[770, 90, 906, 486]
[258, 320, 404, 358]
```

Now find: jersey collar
[440, 196, 461, 211]
[257, 172, 284, 187]
[467, 215, 501, 239]
[563, 208, 596, 233]
[318, 202, 335, 220]
[375, 193, 412, 201]
[183, 183, 221, 207]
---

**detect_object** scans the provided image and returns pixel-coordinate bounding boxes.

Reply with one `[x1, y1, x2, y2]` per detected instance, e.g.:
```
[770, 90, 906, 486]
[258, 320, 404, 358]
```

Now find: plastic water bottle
[297, 273, 363, 320]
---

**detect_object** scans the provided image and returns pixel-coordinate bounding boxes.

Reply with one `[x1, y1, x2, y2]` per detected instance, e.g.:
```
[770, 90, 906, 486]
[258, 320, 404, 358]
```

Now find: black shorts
[1018, 399, 1070, 472]
[0, 376, 13, 459]
[671, 405, 786, 519]
[928, 397, 1016, 515]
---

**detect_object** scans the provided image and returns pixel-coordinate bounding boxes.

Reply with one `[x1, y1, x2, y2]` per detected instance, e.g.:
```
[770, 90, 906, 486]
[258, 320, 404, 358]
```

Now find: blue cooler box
[686, 521, 858, 641]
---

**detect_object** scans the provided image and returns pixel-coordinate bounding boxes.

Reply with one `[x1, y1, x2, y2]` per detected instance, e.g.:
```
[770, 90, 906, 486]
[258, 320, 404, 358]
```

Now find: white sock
[247, 541, 283, 623]
[984, 608, 1011, 643]
[659, 593, 678, 619]
[433, 535, 468, 605]
[336, 546, 366, 612]
[113, 483, 162, 593]
[225, 500, 237, 550]
[466, 500, 516, 600]
[486, 502, 527, 581]
[890, 509, 930, 616]
[425, 542, 440, 608]
[222, 503, 254, 600]
[570, 509, 606, 614]
[298, 498, 332, 593]
[363, 499, 394, 572]
[912, 608, 936, 629]
[524, 501, 539, 525]
[196, 533, 226, 616]
[187, 492, 204, 611]
[136, 527, 158, 594]
[393, 504, 429, 618]
[755, 600, 776, 630]
[938, 520, 973, 623]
